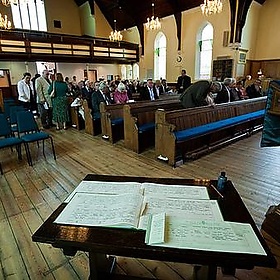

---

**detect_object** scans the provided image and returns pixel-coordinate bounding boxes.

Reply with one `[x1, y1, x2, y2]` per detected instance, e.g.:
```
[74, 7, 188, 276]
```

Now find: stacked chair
[16, 110, 56, 166]
[0, 114, 23, 174]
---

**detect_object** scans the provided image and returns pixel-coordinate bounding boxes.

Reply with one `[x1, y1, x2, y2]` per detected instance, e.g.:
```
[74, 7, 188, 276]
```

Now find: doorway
[84, 69, 97, 82]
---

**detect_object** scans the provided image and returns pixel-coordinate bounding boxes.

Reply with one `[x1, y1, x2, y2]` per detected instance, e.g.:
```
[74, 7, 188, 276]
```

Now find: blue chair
[9, 105, 25, 135]
[16, 111, 56, 166]
[0, 114, 23, 175]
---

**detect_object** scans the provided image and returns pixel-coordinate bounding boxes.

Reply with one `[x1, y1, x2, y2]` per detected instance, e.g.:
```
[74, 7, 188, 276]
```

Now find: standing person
[31, 73, 40, 116]
[82, 80, 94, 109]
[17, 72, 33, 110]
[48, 73, 70, 130]
[176, 69, 191, 94]
[140, 78, 159, 101]
[91, 82, 112, 119]
[180, 80, 222, 108]
[35, 69, 53, 129]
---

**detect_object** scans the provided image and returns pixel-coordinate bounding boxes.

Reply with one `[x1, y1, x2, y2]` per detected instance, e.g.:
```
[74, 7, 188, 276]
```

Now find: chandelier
[1, 0, 31, 6]
[201, 0, 223, 16]
[145, 3, 161, 31]
[0, 13, 12, 29]
[109, 19, 123, 42]
[1, 0, 18, 6]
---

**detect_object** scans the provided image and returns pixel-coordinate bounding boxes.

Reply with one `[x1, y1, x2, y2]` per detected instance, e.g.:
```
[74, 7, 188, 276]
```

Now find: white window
[11, 0, 47, 31]
[196, 23, 213, 80]
[154, 32, 166, 80]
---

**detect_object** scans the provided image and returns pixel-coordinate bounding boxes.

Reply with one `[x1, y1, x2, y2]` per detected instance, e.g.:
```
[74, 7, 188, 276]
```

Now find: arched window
[196, 23, 213, 80]
[11, 0, 47, 31]
[154, 32, 166, 80]
[133, 63, 139, 80]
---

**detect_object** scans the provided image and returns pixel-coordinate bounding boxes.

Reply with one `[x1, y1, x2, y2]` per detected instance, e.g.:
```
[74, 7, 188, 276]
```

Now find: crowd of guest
[180, 75, 264, 109]
[16, 68, 265, 127]
[16, 71, 177, 128]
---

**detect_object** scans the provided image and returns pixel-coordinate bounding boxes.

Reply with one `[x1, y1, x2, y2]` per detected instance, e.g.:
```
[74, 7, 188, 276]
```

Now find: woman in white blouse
[17, 72, 34, 110]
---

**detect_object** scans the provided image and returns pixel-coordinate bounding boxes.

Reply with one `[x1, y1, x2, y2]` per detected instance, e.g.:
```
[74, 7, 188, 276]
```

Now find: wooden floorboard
[0, 127, 280, 279]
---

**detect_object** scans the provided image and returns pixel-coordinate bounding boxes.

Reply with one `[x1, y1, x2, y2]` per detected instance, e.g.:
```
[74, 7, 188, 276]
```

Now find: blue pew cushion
[174, 110, 264, 142]
[111, 118, 124, 126]
[139, 122, 155, 133]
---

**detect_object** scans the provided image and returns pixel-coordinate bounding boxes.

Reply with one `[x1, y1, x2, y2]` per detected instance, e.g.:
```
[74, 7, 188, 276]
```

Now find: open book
[54, 180, 267, 256]
[54, 180, 212, 228]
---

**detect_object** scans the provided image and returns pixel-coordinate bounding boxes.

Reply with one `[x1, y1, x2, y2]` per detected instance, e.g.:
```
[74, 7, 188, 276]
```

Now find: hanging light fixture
[0, 13, 12, 29]
[1, 0, 19, 6]
[109, 19, 123, 42]
[201, 0, 223, 16]
[145, 2, 161, 31]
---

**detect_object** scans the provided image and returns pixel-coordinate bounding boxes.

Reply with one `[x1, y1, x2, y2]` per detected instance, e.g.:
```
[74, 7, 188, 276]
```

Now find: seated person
[71, 93, 85, 120]
[229, 79, 242, 101]
[113, 82, 129, 104]
[246, 79, 262, 99]
[140, 79, 159, 101]
[235, 80, 248, 100]
[159, 79, 172, 94]
[215, 77, 235, 104]
[180, 80, 222, 108]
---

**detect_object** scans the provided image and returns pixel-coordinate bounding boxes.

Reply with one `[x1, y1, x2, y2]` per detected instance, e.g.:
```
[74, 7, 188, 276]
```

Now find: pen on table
[210, 184, 224, 199]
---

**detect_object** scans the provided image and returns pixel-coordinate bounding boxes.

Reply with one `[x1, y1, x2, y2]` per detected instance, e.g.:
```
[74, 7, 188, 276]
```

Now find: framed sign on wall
[238, 50, 247, 64]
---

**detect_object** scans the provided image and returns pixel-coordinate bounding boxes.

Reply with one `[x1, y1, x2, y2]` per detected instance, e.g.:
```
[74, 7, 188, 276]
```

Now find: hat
[117, 82, 126, 91]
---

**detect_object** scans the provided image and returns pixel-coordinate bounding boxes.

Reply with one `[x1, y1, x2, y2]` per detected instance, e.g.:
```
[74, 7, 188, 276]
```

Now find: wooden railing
[0, 29, 139, 64]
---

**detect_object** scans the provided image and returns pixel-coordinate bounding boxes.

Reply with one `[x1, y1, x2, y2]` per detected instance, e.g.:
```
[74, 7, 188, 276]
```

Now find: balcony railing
[0, 29, 139, 64]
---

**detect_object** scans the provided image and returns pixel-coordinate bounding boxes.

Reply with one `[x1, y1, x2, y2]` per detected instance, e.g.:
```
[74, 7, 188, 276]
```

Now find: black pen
[210, 184, 224, 199]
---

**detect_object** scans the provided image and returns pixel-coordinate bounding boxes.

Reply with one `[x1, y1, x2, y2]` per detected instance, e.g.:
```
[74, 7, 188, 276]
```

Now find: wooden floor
[0, 127, 280, 280]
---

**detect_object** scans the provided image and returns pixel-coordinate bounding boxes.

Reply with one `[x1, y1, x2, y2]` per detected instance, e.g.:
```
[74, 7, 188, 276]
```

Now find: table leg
[88, 252, 116, 280]
[193, 265, 217, 280]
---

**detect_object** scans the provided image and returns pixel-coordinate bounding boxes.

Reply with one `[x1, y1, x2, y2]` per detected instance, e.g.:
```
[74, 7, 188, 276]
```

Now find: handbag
[50, 81, 56, 98]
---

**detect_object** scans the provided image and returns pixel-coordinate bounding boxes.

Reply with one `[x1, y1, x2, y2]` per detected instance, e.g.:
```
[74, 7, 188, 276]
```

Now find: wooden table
[32, 174, 277, 280]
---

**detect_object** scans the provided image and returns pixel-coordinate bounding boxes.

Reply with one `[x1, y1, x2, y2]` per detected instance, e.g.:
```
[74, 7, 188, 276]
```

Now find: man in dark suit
[176, 69, 191, 94]
[140, 78, 159, 101]
[91, 82, 112, 120]
[246, 79, 262, 99]
[82, 80, 93, 109]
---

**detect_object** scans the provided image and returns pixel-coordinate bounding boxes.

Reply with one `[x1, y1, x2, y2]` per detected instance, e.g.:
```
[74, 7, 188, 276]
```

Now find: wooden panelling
[246, 59, 280, 79]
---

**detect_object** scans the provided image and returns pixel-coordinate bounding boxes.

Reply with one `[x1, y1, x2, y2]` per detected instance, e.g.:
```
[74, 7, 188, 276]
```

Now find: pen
[210, 184, 224, 199]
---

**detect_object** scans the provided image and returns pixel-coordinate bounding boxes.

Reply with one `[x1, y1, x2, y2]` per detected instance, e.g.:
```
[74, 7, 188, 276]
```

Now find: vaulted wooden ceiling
[74, 0, 266, 31]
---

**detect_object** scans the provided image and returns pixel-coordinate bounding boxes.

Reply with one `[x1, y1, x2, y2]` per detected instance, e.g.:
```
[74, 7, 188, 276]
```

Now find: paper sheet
[142, 183, 209, 199]
[64, 181, 143, 203]
[147, 217, 267, 256]
[143, 196, 223, 219]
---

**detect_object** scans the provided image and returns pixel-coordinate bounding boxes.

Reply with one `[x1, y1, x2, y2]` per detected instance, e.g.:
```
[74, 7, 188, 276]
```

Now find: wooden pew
[123, 97, 183, 153]
[0, 89, 3, 112]
[100, 102, 125, 143]
[100, 94, 181, 144]
[155, 97, 267, 166]
[83, 99, 101, 136]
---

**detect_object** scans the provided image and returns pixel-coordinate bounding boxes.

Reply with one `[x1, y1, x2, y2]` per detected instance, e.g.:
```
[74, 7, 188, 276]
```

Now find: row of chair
[0, 109, 56, 174]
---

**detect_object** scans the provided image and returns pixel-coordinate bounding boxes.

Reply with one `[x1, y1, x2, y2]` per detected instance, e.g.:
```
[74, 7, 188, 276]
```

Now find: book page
[142, 183, 209, 199]
[55, 192, 143, 228]
[64, 181, 143, 203]
[148, 217, 267, 256]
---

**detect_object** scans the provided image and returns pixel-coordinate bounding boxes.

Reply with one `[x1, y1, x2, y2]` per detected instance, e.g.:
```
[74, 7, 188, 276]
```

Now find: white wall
[55, 63, 120, 82]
